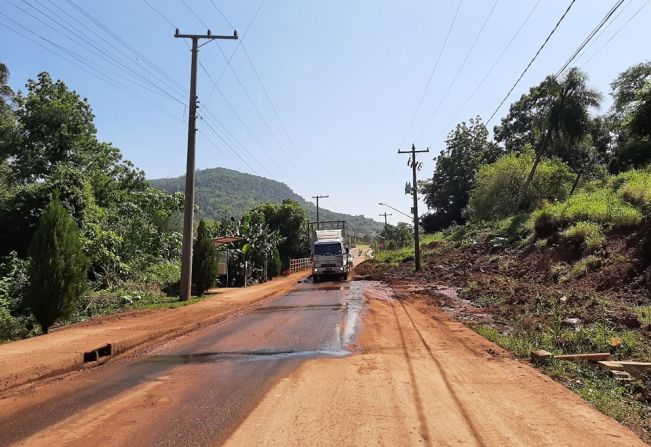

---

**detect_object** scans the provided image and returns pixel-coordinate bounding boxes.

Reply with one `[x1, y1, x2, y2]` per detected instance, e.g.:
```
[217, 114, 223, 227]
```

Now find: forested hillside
[149, 167, 382, 236]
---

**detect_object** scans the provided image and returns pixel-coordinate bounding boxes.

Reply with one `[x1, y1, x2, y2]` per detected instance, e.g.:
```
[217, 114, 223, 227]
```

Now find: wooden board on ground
[554, 353, 612, 361]
[618, 362, 651, 378]
[597, 361, 625, 371]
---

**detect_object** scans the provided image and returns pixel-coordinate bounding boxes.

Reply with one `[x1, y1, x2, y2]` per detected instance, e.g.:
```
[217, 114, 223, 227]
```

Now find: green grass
[632, 305, 651, 325]
[531, 189, 642, 234]
[562, 222, 604, 254]
[472, 325, 535, 358]
[609, 169, 651, 208]
[373, 232, 446, 264]
[563, 255, 602, 282]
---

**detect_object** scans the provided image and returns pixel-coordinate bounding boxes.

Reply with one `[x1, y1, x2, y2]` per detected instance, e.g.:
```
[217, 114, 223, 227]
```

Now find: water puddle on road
[142, 349, 351, 365]
[141, 281, 371, 366]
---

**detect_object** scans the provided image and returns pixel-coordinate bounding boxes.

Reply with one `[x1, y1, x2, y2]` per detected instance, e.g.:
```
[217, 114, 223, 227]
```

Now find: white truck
[312, 228, 351, 282]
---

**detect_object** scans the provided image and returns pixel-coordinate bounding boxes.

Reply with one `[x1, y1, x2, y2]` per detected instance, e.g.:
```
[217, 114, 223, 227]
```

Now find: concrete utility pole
[312, 195, 329, 229]
[176, 28, 238, 301]
[398, 144, 429, 272]
[379, 212, 392, 234]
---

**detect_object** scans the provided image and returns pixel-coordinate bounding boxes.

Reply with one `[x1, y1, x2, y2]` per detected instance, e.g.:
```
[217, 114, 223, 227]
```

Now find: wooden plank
[554, 353, 612, 361]
[531, 350, 553, 362]
[618, 362, 651, 379]
[597, 361, 625, 371]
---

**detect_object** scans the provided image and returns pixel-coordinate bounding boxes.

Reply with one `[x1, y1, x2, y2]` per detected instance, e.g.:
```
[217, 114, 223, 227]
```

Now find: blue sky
[1, 0, 649, 225]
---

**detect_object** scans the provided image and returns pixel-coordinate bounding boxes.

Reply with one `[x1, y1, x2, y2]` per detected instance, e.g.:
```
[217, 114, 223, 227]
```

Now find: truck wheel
[313, 275, 319, 283]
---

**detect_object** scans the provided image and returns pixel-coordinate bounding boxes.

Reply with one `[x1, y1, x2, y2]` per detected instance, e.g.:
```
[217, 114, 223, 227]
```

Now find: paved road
[0, 279, 365, 447]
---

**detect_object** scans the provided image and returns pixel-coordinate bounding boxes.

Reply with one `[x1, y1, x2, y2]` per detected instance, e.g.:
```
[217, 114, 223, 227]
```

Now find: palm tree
[517, 68, 601, 209]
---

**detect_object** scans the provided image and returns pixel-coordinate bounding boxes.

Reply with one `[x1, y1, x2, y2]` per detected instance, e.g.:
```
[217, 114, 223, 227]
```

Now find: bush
[269, 247, 281, 279]
[0, 251, 29, 314]
[27, 196, 88, 334]
[562, 222, 604, 255]
[531, 189, 642, 235]
[609, 168, 651, 209]
[468, 152, 574, 221]
[192, 220, 218, 294]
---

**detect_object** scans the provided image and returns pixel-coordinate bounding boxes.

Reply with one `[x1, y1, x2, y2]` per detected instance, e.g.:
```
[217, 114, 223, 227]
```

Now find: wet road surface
[0, 279, 365, 447]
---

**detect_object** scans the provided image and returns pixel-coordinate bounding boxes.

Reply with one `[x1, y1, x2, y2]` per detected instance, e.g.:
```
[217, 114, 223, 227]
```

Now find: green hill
[149, 167, 382, 236]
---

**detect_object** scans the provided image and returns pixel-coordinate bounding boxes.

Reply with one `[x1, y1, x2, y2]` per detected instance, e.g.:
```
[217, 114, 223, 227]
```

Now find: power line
[11, 0, 187, 106]
[555, 0, 626, 78]
[418, 0, 498, 137]
[184, 1, 318, 190]
[64, 0, 189, 96]
[205, 0, 265, 101]
[485, 0, 577, 125]
[398, 0, 463, 146]
[572, 0, 633, 65]
[0, 12, 184, 120]
[435, 0, 541, 143]
[46, 0, 189, 98]
[240, 41, 319, 188]
[582, 0, 650, 67]
[198, 118, 262, 177]
[143, 0, 277, 179]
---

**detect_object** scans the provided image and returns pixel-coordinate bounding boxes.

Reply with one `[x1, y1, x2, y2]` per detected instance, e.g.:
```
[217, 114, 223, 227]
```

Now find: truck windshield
[314, 243, 342, 256]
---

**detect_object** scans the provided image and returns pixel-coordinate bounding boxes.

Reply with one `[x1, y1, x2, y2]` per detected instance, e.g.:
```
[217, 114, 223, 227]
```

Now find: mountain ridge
[149, 167, 382, 236]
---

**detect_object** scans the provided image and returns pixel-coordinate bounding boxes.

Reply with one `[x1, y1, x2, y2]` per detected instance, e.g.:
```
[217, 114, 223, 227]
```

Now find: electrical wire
[397, 0, 463, 147]
[239, 41, 319, 188]
[555, 0, 626, 78]
[434, 0, 541, 144]
[144, 0, 299, 185]
[0, 14, 184, 122]
[417, 0, 499, 138]
[582, 0, 650, 67]
[485, 0, 577, 125]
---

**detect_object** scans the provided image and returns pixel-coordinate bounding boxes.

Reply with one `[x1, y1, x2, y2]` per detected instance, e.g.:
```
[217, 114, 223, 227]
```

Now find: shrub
[268, 247, 281, 279]
[468, 152, 574, 221]
[562, 222, 604, 254]
[531, 189, 642, 235]
[192, 219, 218, 294]
[27, 195, 88, 334]
[609, 169, 651, 209]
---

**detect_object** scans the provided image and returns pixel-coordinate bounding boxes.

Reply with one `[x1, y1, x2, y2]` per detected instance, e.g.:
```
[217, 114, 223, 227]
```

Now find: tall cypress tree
[192, 219, 218, 294]
[27, 195, 88, 334]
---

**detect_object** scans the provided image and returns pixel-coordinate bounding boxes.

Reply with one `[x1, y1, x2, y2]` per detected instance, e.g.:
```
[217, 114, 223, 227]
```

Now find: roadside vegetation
[0, 62, 312, 342]
[360, 62, 651, 440]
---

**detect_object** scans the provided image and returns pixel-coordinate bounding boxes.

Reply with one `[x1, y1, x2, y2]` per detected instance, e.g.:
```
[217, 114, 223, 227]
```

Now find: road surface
[0, 277, 645, 446]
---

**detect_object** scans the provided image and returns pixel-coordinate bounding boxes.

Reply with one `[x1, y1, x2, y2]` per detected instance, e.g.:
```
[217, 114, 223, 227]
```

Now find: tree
[607, 62, 651, 171]
[467, 152, 574, 221]
[380, 222, 413, 249]
[421, 117, 501, 231]
[192, 219, 218, 295]
[246, 199, 309, 269]
[0, 62, 14, 116]
[505, 68, 601, 209]
[26, 195, 88, 334]
[269, 247, 281, 279]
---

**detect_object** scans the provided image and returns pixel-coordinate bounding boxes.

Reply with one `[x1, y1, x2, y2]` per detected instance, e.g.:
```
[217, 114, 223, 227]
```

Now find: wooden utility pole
[398, 144, 429, 272]
[312, 195, 329, 229]
[176, 28, 237, 301]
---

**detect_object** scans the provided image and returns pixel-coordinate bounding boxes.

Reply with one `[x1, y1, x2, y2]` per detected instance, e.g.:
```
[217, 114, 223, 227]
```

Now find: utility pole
[379, 212, 392, 233]
[398, 144, 429, 272]
[312, 195, 329, 229]
[176, 28, 238, 301]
